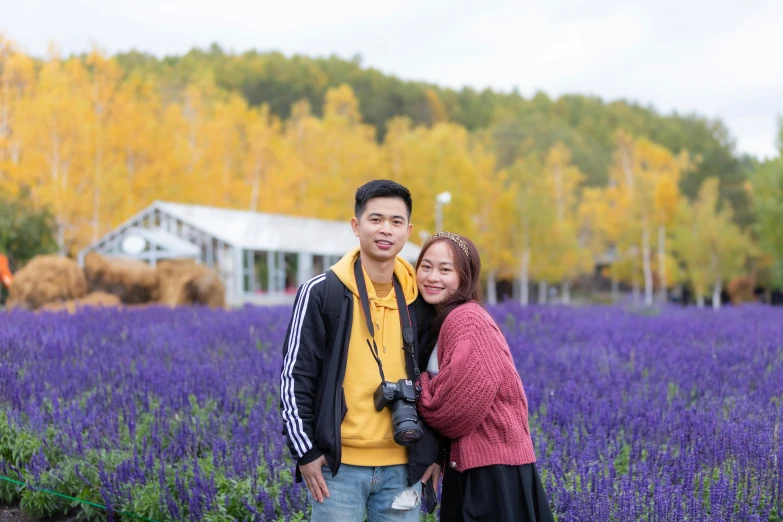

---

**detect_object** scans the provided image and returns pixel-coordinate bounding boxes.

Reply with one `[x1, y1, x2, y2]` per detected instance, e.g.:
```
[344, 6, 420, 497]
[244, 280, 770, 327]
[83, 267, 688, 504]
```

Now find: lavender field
[0, 303, 781, 521]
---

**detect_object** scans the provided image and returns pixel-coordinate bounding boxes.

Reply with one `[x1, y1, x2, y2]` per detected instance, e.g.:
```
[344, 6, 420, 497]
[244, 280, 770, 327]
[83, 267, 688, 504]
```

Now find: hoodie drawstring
[368, 297, 390, 352]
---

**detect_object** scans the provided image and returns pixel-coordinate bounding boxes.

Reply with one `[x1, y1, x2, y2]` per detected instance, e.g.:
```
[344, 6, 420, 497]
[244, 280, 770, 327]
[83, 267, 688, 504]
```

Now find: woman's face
[416, 240, 460, 306]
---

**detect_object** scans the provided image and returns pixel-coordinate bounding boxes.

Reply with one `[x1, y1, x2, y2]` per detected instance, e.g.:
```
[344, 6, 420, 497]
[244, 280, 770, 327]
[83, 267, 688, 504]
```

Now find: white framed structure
[78, 201, 422, 306]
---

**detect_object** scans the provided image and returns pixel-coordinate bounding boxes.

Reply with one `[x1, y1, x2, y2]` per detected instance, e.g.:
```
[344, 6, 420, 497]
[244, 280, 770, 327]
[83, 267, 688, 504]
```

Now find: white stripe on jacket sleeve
[281, 274, 326, 457]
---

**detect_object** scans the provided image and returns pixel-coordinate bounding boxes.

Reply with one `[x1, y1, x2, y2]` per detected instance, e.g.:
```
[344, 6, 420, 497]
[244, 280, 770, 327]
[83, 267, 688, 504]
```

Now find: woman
[415, 231, 554, 522]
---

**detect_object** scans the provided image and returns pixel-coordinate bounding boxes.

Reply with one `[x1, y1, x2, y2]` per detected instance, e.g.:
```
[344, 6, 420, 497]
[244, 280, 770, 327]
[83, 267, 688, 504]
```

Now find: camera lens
[390, 400, 422, 446]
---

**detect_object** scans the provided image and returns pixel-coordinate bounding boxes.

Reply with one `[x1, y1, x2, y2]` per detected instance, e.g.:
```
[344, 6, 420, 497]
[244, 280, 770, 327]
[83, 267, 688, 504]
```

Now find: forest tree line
[1, 37, 781, 306]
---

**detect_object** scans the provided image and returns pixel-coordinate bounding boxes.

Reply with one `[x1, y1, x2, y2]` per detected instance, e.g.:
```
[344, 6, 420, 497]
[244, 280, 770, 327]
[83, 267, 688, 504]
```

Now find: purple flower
[2, 303, 780, 520]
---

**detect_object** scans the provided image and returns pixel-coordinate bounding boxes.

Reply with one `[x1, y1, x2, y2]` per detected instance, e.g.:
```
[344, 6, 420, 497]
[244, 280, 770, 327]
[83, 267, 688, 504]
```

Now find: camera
[373, 379, 423, 446]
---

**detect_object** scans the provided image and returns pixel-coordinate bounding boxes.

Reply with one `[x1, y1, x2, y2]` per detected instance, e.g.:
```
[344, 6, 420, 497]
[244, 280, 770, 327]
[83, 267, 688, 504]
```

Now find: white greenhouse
[78, 201, 422, 306]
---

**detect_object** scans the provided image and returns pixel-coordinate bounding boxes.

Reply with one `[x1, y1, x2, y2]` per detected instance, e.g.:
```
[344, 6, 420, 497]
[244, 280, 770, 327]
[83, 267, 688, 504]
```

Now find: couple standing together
[280, 180, 554, 521]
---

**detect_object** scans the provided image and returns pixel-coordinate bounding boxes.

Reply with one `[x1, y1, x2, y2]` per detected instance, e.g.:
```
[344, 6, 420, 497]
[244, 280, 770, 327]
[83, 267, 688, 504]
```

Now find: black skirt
[439, 462, 555, 522]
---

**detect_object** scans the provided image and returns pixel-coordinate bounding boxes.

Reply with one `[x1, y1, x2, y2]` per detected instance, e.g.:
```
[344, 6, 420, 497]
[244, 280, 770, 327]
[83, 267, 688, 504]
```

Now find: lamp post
[435, 191, 451, 232]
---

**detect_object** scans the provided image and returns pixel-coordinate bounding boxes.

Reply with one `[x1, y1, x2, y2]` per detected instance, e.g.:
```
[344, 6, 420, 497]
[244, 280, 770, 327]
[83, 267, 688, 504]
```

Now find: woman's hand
[420, 461, 442, 488]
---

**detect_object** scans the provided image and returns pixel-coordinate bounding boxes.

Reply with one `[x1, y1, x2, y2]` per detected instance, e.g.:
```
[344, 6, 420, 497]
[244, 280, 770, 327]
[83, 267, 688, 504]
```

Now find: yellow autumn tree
[382, 116, 515, 303]
[673, 178, 755, 309]
[280, 85, 381, 219]
[161, 79, 221, 205]
[577, 183, 635, 302]
[610, 131, 687, 306]
[84, 48, 123, 241]
[15, 47, 93, 253]
[205, 93, 251, 208]
[382, 119, 478, 235]
[242, 104, 283, 213]
[0, 37, 37, 189]
[109, 74, 167, 219]
[471, 145, 516, 305]
[543, 142, 590, 303]
[507, 154, 554, 304]
[507, 143, 589, 305]
[424, 89, 448, 125]
[280, 99, 324, 213]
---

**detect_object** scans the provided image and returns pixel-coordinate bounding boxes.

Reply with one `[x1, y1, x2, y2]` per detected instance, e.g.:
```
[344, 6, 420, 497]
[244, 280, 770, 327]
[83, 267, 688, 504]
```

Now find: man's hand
[300, 455, 330, 503]
[421, 462, 442, 489]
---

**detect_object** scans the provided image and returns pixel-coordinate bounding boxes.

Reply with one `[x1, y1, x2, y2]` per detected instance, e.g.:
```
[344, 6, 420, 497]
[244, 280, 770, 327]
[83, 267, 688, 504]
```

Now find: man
[280, 180, 442, 521]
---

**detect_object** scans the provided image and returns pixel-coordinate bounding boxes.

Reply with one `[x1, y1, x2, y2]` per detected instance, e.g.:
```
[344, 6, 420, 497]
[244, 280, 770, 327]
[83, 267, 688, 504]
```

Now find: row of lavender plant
[498, 303, 782, 521]
[1, 303, 781, 521]
[1, 306, 307, 521]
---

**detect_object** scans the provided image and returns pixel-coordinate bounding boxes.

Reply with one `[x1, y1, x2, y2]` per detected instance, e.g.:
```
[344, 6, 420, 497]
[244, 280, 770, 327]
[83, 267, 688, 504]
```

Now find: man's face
[351, 197, 412, 264]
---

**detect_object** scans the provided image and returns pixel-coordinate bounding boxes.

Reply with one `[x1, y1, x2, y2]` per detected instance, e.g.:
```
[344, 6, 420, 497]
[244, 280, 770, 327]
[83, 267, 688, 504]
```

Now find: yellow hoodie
[331, 247, 419, 466]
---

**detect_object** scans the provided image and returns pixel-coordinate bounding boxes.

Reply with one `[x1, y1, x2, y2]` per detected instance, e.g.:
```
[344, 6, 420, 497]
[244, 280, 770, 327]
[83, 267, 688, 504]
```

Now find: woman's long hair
[415, 233, 482, 345]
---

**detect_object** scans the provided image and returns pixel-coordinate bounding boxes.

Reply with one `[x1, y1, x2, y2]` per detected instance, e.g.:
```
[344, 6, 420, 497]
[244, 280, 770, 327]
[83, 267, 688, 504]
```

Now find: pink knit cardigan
[418, 302, 537, 472]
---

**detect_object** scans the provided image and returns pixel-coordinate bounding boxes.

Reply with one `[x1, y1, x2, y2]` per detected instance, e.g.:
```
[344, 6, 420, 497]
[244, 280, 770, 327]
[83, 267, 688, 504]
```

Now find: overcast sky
[4, 0, 782, 159]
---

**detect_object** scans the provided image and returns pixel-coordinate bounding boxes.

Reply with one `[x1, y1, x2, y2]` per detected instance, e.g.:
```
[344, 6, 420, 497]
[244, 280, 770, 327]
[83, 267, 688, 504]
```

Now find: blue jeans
[309, 464, 422, 522]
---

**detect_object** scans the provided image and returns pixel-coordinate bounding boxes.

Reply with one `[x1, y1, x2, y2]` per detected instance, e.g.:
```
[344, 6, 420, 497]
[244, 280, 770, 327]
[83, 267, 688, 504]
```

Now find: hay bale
[41, 291, 122, 313]
[83, 252, 159, 304]
[7, 255, 88, 310]
[156, 259, 225, 308]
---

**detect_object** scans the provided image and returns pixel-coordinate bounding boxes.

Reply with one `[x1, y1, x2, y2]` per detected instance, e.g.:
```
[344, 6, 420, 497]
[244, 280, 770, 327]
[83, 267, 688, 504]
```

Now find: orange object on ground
[0, 254, 12, 288]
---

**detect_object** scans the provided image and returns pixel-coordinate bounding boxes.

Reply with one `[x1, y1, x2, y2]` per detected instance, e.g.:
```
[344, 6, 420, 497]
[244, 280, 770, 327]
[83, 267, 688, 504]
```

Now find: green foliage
[613, 443, 632, 476]
[750, 157, 783, 288]
[0, 186, 59, 263]
[19, 471, 72, 519]
[0, 411, 42, 467]
[126, 481, 166, 521]
[0, 476, 23, 504]
[0, 185, 59, 304]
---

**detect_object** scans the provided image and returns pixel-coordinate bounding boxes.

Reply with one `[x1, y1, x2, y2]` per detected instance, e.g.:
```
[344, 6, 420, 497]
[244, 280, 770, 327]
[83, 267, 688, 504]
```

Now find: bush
[0, 185, 59, 305]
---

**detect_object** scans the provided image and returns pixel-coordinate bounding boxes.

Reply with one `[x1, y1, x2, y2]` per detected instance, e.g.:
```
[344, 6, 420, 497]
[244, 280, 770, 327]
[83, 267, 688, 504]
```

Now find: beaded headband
[424, 232, 470, 260]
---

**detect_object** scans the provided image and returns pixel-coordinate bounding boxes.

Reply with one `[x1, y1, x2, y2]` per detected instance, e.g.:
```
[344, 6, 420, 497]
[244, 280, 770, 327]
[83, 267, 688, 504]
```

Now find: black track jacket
[279, 270, 442, 486]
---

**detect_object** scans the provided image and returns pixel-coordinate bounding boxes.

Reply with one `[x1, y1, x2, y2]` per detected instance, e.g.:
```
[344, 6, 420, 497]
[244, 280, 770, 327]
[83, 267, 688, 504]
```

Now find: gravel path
[0, 506, 37, 522]
[0, 505, 79, 522]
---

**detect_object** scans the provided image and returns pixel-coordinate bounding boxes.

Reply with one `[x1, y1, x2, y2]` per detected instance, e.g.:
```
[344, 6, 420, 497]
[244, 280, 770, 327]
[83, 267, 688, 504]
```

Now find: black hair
[354, 179, 413, 220]
[415, 234, 482, 351]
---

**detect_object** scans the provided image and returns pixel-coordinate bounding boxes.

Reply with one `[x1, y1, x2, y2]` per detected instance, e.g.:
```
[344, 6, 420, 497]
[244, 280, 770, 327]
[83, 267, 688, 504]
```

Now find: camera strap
[353, 257, 421, 383]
